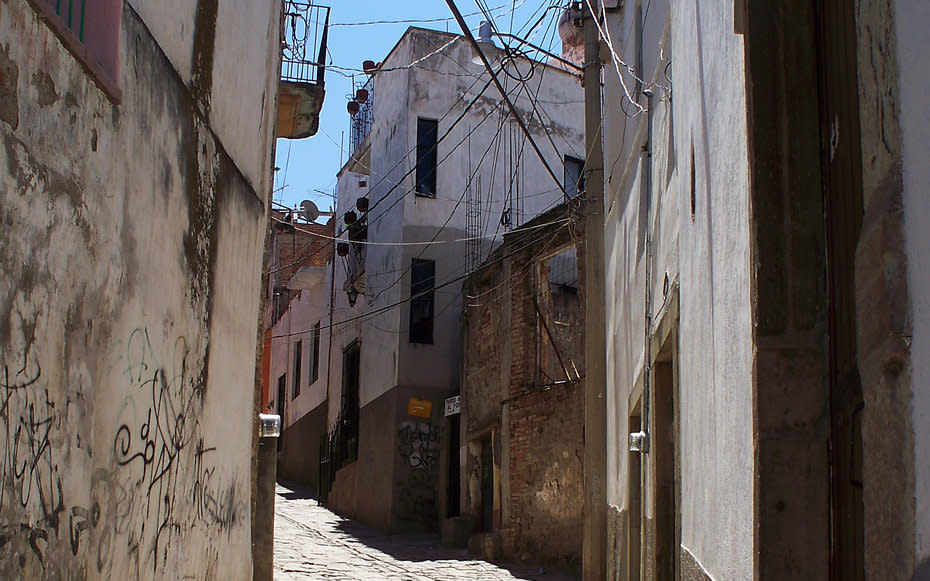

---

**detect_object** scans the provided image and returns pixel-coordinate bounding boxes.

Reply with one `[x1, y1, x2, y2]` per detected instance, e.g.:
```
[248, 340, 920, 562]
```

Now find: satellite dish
[299, 200, 320, 222]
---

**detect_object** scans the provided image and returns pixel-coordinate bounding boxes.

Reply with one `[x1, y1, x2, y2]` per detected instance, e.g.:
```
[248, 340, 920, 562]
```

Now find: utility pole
[581, 3, 607, 580]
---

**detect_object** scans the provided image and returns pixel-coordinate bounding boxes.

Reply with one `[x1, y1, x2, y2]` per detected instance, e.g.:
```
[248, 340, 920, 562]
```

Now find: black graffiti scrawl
[100, 327, 242, 577]
[396, 421, 440, 525]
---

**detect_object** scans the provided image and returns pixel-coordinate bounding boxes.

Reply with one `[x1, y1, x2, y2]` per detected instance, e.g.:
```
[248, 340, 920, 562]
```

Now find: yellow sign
[407, 397, 432, 418]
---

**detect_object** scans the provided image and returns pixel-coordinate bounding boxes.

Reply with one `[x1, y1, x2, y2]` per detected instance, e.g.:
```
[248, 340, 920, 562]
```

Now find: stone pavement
[273, 483, 581, 581]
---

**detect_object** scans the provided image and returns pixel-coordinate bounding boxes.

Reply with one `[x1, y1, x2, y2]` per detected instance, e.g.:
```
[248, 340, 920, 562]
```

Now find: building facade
[462, 201, 586, 573]
[265, 214, 334, 491]
[320, 27, 586, 534]
[597, 0, 930, 579]
[0, 0, 282, 579]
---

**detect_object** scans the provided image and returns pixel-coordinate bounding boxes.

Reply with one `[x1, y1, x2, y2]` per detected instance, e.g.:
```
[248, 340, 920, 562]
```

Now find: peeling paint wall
[0, 1, 278, 579]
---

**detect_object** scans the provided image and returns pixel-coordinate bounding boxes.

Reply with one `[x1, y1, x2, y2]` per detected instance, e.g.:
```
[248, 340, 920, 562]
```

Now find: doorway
[479, 435, 494, 532]
[447, 413, 461, 517]
[815, 0, 865, 577]
[652, 335, 679, 581]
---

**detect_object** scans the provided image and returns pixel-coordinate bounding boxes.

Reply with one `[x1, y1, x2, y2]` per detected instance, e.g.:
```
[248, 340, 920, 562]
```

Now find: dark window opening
[276, 374, 286, 451]
[292, 340, 302, 398]
[564, 155, 585, 199]
[409, 259, 435, 344]
[416, 118, 438, 197]
[311, 321, 321, 384]
[340, 341, 361, 463]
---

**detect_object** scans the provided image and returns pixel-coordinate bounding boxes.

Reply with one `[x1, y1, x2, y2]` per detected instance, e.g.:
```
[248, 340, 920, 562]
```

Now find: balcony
[278, 2, 330, 139]
[349, 77, 374, 154]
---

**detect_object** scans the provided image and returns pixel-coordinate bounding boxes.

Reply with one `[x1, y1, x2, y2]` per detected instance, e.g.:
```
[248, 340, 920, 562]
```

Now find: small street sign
[407, 397, 432, 418]
[444, 395, 461, 416]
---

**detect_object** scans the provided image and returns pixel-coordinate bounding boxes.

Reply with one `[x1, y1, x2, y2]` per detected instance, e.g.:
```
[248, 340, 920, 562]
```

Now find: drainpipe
[582, 4, 607, 579]
[640, 88, 655, 452]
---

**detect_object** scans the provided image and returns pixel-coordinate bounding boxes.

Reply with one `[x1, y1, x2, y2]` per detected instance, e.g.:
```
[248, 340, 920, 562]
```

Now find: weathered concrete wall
[894, 0, 930, 571]
[0, 1, 277, 578]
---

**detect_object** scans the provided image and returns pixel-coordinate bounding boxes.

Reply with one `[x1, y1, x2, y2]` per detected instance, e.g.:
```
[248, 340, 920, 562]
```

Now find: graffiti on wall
[1, 361, 77, 568]
[0, 326, 242, 578]
[396, 421, 440, 523]
[101, 327, 242, 576]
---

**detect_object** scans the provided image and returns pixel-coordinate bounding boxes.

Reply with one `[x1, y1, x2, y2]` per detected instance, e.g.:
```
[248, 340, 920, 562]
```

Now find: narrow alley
[273, 484, 580, 581]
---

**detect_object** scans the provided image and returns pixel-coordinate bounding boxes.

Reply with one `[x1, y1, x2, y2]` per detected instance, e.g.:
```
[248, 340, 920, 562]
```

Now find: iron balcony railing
[281, 1, 330, 86]
[349, 76, 374, 154]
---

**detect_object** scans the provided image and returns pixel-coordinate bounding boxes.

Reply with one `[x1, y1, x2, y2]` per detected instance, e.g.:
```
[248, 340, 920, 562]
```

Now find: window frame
[564, 155, 585, 199]
[27, 0, 122, 102]
[311, 321, 321, 384]
[292, 340, 302, 399]
[415, 118, 439, 198]
[409, 258, 436, 344]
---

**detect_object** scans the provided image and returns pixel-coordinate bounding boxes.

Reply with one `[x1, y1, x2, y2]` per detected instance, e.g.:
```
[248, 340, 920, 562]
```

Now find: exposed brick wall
[265, 211, 334, 327]
[462, 200, 585, 573]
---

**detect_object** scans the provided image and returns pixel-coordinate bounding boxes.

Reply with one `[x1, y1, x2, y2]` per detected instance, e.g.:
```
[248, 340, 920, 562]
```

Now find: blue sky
[273, 1, 566, 213]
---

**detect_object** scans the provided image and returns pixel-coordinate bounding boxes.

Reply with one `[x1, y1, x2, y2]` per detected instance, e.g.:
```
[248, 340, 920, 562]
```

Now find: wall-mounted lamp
[346, 286, 360, 306]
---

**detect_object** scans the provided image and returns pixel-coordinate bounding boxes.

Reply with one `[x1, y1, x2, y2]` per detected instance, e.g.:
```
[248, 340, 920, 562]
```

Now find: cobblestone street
[273, 484, 581, 581]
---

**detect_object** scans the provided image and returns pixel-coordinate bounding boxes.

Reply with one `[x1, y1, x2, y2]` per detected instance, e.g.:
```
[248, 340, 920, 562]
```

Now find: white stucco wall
[603, 1, 754, 578]
[896, 0, 930, 564]
[125, 0, 197, 80]
[673, 2, 753, 577]
[332, 169, 374, 412]
[269, 281, 331, 427]
[209, 1, 282, 194]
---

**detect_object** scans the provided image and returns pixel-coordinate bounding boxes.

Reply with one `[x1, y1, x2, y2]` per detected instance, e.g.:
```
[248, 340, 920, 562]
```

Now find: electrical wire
[328, 1, 525, 27]
[271, 219, 572, 338]
[446, 0, 572, 203]
[276, 215, 570, 247]
[364, 97, 518, 307]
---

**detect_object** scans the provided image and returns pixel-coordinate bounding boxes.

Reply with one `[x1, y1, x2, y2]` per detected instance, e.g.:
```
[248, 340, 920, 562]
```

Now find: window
[292, 340, 302, 398]
[276, 373, 286, 450]
[29, 0, 122, 99]
[311, 321, 321, 384]
[276, 374, 287, 418]
[415, 118, 438, 197]
[409, 259, 435, 344]
[536, 247, 581, 386]
[564, 155, 585, 199]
